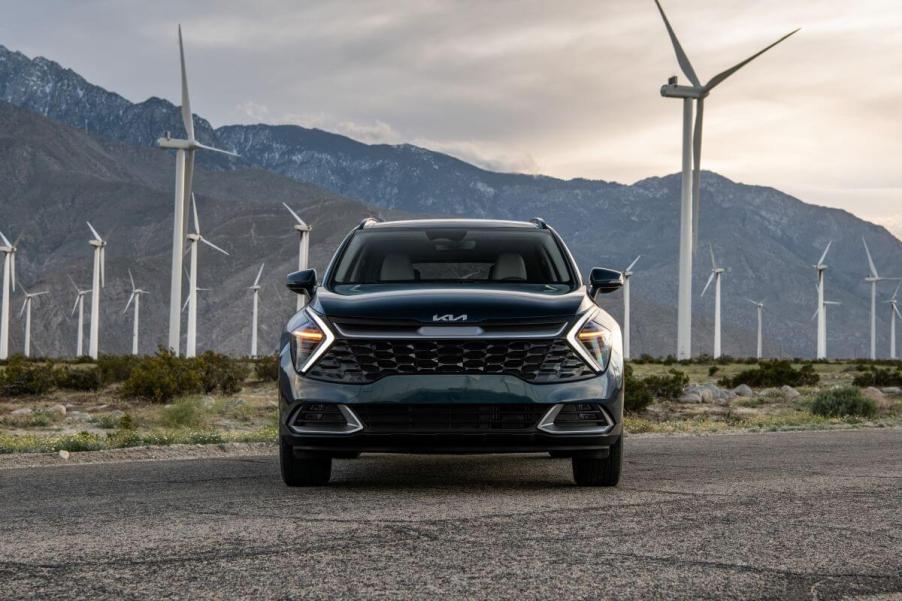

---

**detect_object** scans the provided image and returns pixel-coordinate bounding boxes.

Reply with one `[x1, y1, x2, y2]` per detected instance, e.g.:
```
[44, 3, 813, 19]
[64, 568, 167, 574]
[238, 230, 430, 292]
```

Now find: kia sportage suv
[279, 218, 625, 486]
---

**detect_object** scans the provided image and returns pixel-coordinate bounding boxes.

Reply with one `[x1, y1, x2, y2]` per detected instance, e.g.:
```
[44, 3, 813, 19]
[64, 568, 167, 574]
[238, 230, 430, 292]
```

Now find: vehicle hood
[312, 285, 591, 324]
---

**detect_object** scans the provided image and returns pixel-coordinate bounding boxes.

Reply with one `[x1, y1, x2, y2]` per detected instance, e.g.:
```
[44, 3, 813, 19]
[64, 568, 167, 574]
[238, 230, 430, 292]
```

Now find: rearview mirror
[287, 269, 317, 297]
[588, 267, 623, 297]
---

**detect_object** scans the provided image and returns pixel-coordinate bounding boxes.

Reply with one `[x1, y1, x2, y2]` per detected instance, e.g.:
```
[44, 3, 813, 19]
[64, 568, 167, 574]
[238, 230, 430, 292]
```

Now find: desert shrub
[120, 350, 202, 403]
[254, 354, 280, 382]
[97, 354, 139, 384]
[708, 365, 720, 377]
[810, 387, 876, 418]
[623, 364, 653, 413]
[192, 352, 248, 395]
[0, 356, 54, 396]
[852, 366, 902, 387]
[162, 397, 209, 428]
[54, 366, 102, 391]
[718, 360, 819, 389]
[642, 369, 689, 401]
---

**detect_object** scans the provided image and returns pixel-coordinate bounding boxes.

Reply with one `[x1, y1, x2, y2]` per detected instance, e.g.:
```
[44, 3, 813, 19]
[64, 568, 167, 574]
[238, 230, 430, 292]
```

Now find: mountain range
[1, 43, 900, 358]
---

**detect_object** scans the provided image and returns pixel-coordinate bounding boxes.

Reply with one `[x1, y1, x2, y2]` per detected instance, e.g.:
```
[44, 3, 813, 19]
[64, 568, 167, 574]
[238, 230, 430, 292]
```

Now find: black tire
[571, 436, 622, 487]
[280, 440, 332, 486]
[548, 451, 570, 458]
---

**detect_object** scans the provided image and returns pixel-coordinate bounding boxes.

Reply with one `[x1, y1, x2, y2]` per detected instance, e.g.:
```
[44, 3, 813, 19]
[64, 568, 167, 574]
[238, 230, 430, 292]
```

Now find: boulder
[48, 404, 67, 417]
[781, 385, 801, 400]
[733, 384, 754, 397]
[680, 392, 702, 403]
[699, 388, 715, 403]
[10, 407, 33, 416]
[58, 450, 70, 460]
[880, 387, 901, 395]
[67, 411, 91, 422]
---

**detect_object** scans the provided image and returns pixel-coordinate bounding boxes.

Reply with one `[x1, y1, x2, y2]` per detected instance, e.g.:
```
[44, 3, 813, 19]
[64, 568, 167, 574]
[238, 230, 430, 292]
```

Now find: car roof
[362, 218, 543, 230]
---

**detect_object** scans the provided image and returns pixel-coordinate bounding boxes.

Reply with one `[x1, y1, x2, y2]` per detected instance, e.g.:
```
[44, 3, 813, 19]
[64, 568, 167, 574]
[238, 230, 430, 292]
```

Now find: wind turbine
[158, 26, 237, 355]
[249, 263, 264, 358]
[283, 203, 311, 311]
[0, 230, 17, 360]
[700, 244, 726, 358]
[18, 285, 49, 358]
[862, 238, 900, 360]
[811, 299, 841, 359]
[621, 255, 640, 360]
[86, 222, 106, 359]
[124, 269, 150, 356]
[814, 241, 831, 360]
[68, 275, 91, 357]
[185, 195, 229, 358]
[748, 299, 765, 359]
[653, 0, 798, 359]
[886, 283, 901, 359]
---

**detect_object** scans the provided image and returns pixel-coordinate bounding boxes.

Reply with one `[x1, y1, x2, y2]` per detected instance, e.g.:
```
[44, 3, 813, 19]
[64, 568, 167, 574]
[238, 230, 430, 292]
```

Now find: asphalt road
[1, 430, 900, 601]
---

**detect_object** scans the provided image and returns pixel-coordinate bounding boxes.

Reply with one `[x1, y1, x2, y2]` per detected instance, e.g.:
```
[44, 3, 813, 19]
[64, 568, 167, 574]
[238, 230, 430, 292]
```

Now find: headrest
[493, 253, 527, 280]
[380, 254, 415, 280]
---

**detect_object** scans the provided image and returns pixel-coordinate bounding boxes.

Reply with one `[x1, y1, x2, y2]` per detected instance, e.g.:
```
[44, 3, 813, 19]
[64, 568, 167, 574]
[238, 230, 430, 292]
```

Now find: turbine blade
[0, 230, 10, 247]
[86, 221, 102, 241]
[895, 305, 902, 320]
[124, 291, 135, 314]
[282, 202, 307, 227]
[128, 268, 136, 291]
[67, 273, 79, 292]
[810, 307, 818, 321]
[691, 97, 704, 251]
[708, 243, 717, 269]
[824, 301, 841, 305]
[704, 28, 800, 91]
[625, 255, 641, 273]
[652, 0, 701, 87]
[192, 193, 201, 235]
[862, 238, 879, 278]
[178, 25, 195, 141]
[201, 237, 230, 256]
[817, 241, 832, 266]
[701, 271, 715, 297]
[182, 152, 195, 245]
[10, 252, 15, 291]
[71, 294, 80, 315]
[34, 291, 49, 297]
[19, 283, 28, 296]
[892, 282, 901, 300]
[19, 300, 26, 318]
[100, 246, 105, 287]
[182, 295, 190, 312]
[253, 263, 265, 287]
[194, 142, 240, 157]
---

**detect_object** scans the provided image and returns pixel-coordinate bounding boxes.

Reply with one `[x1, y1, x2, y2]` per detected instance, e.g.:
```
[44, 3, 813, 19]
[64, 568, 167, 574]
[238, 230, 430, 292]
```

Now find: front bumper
[278, 347, 624, 455]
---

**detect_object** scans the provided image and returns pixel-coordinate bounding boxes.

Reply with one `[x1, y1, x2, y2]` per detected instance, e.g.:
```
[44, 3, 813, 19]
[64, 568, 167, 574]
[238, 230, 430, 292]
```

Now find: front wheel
[280, 440, 332, 486]
[572, 436, 622, 487]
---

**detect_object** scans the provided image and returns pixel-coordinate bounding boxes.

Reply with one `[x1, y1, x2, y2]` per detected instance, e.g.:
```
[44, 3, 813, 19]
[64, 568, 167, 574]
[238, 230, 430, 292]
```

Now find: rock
[58, 450, 70, 460]
[862, 387, 884, 400]
[10, 407, 33, 416]
[67, 411, 91, 422]
[781, 385, 801, 400]
[699, 388, 715, 403]
[880, 387, 901, 395]
[680, 392, 702, 403]
[48, 404, 67, 417]
[109, 410, 125, 419]
[733, 384, 754, 397]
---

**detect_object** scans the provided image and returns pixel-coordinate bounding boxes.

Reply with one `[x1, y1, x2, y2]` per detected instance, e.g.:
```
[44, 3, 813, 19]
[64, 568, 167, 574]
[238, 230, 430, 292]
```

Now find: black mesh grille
[553, 403, 609, 427]
[307, 339, 594, 384]
[291, 403, 347, 428]
[354, 404, 549, 433]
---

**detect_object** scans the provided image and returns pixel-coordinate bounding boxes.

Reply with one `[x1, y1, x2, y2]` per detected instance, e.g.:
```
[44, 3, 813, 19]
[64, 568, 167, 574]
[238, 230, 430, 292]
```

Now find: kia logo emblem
[433, 314, 468, 322]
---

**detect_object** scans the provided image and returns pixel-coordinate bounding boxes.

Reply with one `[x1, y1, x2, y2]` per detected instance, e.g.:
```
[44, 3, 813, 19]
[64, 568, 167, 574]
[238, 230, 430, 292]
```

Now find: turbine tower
[887, 283, 901, 359]
[86, 222, 106, 359]
[653, 0, 798, 359]
[249, 263, 264, 358]
[811, 299, 841, 359]
[814, 242, 831, 360]
[862, 238, 900, 360]
[68, 275, 91, 357]
[700, 244, 726, 358]
[185, 195, 229, 358]
[283, 203, 311, 311]
[18, 285, 49, 358]
[748, 299, 765, 359]
[158, 26, 237, 355]
[124, 269, 149, 356]
[0, 231, 17, 360]
[621, 256, 640, 360]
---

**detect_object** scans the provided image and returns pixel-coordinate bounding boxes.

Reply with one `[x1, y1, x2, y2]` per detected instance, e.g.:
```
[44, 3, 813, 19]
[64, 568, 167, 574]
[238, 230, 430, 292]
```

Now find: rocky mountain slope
[1, 44, 901, 358]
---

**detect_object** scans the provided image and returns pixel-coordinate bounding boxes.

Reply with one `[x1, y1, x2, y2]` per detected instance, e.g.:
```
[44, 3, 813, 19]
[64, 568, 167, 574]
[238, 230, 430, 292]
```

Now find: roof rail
[356, 216, 382, 230]
[530, 217, 548, 229]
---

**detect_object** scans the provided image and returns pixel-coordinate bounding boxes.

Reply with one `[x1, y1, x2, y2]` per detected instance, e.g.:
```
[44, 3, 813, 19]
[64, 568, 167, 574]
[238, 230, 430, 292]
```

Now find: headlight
[290, 309, 334, 373]
[567, 310, 614, 372]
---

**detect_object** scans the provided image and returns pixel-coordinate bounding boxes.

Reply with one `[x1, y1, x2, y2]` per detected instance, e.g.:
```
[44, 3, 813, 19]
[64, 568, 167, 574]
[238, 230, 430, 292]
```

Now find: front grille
[354, 404, 549, 433]
[307, 339, 594, 384]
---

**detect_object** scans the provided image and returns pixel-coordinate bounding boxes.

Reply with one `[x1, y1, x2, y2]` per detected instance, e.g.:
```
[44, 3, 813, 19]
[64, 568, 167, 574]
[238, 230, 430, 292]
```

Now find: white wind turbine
[283, 203, 311, 311]
[811, 299, 841, 359]
[621, 256, 640, 360]
[86, 222, 106, 359]
[158, 26, 237, 355]
[0, 230, 18, 360]
[185, 195, 229, 358]
[19, 285, 49, 358]
[68, 275, 91, 357]
[813, 241, 832, 360]
[747, 299, 765, 359]
[249, 263, 265, 358]
[124, 269, 150, 356]
[862, 238, 900, 360]
[886, 283, 901, 359]
[653, 0, 798, 359]
[700, 244, 726, 359]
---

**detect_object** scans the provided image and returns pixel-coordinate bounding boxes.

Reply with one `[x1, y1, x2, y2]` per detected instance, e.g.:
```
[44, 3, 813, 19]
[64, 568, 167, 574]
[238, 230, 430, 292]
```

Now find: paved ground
[1, 430, 900, 600]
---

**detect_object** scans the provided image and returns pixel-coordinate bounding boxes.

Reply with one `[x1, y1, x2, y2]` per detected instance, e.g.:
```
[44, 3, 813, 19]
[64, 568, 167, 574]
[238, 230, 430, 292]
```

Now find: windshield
[330, 227, 575, 288]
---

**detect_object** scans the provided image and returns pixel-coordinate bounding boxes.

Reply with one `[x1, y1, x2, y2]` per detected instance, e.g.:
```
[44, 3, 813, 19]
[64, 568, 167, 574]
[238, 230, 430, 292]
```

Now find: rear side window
[331, 228, 573, 286]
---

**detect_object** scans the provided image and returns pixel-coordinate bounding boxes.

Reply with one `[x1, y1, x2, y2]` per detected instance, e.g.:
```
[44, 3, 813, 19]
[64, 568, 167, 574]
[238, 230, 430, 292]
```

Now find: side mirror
[287, 269, 317, 297]
[588, 267, 623, 297]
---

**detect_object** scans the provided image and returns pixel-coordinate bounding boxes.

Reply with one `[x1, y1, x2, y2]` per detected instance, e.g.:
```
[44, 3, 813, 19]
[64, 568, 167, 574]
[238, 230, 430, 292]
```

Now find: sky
[2, 0, 900, 237]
